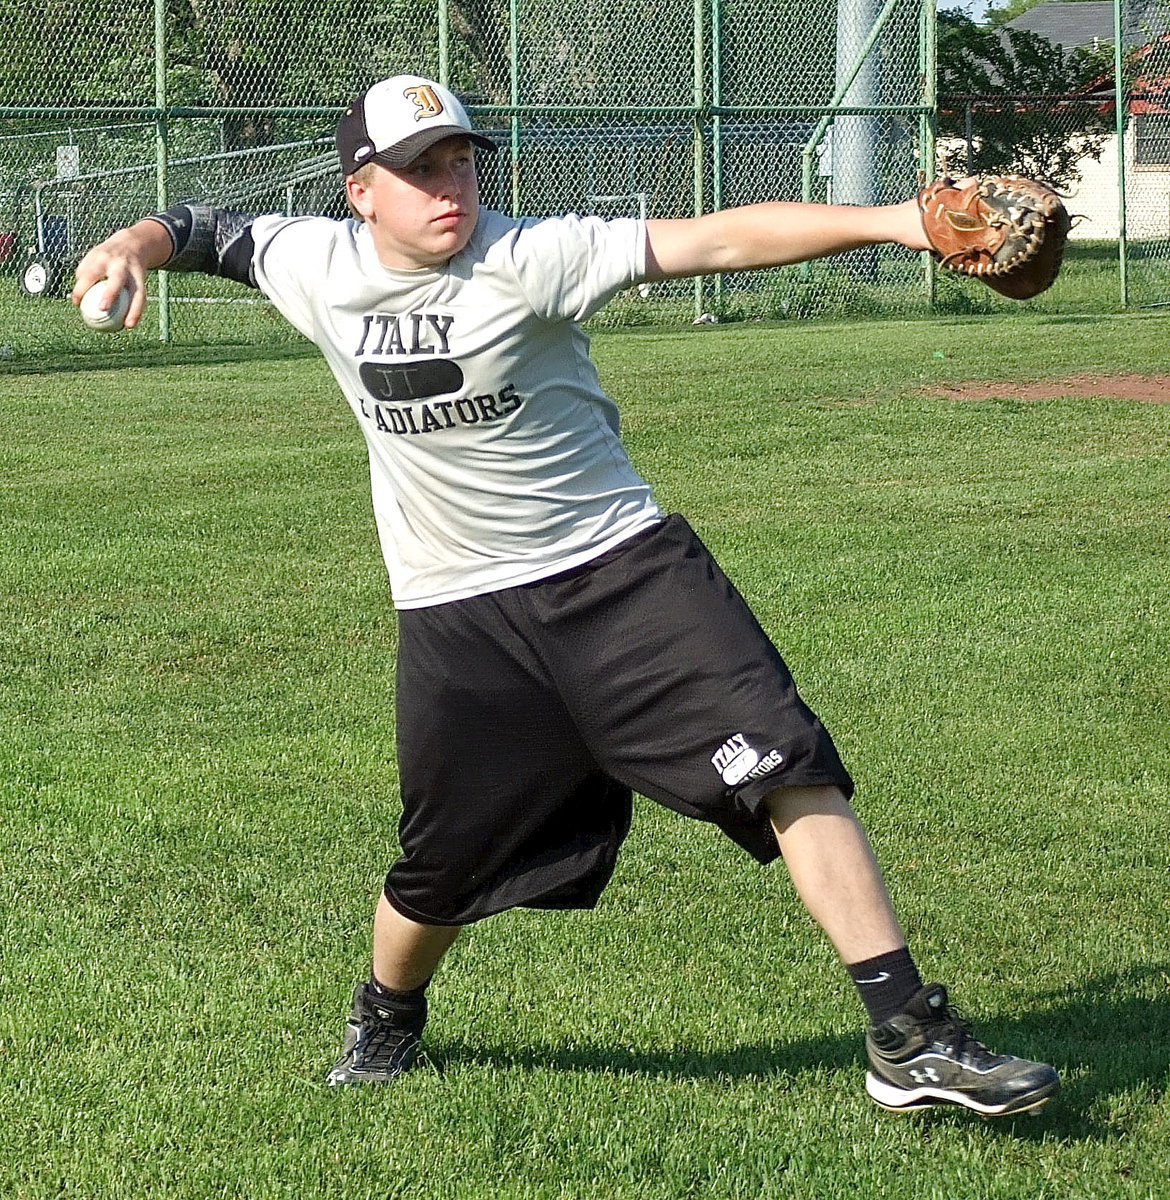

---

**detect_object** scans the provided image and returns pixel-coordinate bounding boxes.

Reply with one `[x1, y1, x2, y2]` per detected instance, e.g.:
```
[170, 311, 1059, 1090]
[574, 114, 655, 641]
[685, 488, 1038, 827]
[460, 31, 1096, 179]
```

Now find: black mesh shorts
[385, 513, 853, 925]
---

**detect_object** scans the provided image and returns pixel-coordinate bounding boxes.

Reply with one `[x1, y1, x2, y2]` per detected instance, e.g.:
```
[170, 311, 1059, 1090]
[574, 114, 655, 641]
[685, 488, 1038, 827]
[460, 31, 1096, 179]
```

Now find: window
[1135, 112, 1170, 167]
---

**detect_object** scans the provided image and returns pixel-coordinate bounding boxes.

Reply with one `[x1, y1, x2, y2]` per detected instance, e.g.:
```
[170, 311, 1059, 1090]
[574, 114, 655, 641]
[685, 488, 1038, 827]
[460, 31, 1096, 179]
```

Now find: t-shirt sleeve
[249, 214, 342, 340]
[507, 214, 646, 323]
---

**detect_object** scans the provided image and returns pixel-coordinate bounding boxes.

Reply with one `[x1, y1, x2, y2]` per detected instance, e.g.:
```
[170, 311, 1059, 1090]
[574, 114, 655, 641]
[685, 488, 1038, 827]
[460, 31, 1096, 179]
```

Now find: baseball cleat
[325, 983, 426, 1086]
[865, 984, 1060, 1117]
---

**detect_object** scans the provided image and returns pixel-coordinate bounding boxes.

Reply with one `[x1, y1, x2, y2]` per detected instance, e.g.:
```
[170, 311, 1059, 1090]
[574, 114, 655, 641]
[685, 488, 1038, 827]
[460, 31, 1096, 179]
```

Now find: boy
[73, 74, 1059, 1116]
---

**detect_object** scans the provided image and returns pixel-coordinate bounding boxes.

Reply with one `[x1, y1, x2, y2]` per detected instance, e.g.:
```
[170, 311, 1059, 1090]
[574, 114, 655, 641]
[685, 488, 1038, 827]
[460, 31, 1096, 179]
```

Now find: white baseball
[80, 281, 132, 332]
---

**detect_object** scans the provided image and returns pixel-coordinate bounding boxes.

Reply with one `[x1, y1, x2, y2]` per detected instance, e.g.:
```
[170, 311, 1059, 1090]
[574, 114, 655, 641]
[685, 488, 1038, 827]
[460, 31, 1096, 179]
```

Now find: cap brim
[372, 127, 497, 169]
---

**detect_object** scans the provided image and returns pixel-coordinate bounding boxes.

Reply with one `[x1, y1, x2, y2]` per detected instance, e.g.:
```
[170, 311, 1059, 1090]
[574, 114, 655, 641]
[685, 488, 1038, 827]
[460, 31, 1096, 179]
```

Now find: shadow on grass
[980, 963, 1170, 1144]
[0, 342, 320, 376]
[429, 963, 1169, 1144]
[430, 1031, 858, 1083]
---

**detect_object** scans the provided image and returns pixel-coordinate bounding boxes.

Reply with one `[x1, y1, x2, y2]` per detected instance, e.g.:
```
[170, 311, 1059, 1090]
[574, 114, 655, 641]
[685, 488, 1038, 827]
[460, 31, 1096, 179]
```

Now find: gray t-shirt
[251, 208, 664, 608]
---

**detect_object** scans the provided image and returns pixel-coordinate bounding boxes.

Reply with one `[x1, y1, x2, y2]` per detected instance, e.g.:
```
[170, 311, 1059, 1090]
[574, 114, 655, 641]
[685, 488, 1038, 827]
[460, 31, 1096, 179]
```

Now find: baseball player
[73, 74, 1059, 1117]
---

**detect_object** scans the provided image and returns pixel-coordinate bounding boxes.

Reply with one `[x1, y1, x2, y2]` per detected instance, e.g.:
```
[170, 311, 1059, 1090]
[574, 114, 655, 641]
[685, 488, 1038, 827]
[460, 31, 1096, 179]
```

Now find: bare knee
[764, 783, 852, 833]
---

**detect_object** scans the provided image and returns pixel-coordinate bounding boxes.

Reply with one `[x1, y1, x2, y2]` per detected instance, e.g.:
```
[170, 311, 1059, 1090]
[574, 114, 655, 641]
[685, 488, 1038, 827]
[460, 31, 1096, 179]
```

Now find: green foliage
[445, 0, 510, 100]
[0, 0, 439, 130]
[937, 9, 1115, 187]
[0, 0, 152, 105]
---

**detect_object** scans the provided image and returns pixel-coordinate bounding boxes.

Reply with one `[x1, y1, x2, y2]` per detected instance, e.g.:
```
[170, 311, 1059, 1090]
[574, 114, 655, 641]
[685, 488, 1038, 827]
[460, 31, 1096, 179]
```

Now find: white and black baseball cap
[336, 75, 497, 176]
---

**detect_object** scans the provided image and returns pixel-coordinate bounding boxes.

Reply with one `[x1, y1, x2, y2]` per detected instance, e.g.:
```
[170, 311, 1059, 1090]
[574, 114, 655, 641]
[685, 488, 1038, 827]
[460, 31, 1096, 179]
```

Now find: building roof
[1008, 0, 1165, 51]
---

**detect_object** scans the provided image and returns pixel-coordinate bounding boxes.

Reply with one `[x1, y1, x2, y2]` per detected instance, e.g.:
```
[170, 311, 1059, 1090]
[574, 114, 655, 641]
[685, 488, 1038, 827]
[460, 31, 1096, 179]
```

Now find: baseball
[79, 281, 132, 332]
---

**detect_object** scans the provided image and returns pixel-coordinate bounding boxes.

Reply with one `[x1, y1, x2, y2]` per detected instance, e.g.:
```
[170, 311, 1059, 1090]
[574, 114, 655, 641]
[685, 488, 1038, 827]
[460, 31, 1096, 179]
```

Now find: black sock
[847, 948, 923, 1026]
[366, 975, 430, 1024]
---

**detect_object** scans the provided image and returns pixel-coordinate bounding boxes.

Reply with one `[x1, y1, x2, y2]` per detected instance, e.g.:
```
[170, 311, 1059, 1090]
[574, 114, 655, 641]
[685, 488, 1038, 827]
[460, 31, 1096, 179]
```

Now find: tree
[937, 8, 1114, 188]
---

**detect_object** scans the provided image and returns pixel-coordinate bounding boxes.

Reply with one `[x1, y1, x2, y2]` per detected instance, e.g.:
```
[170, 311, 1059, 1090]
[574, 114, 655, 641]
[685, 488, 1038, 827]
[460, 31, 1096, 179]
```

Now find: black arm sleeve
[145, 204, 260, 288]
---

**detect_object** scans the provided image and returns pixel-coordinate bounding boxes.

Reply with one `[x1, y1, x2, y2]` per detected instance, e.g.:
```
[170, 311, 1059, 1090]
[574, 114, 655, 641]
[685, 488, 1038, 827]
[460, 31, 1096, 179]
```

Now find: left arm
[644, 197, 930, 281]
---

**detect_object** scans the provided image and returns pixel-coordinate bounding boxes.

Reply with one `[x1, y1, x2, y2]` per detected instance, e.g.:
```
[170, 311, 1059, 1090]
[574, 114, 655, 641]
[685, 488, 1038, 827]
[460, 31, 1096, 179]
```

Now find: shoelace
[925, 1003, 1004, 1070]
[359, 1020, 420, 1065]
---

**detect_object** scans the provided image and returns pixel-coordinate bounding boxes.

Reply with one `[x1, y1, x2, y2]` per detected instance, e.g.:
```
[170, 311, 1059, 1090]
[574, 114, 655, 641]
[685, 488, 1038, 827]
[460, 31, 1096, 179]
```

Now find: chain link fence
[938, 83, 1170, 312]
[1, 0, 1165, 366]
[0, 0, 931, 361]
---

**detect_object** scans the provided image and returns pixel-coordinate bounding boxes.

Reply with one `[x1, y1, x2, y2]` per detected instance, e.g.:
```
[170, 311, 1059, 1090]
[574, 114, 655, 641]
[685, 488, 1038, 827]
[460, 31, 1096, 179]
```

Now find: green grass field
[1, 312, 1168, 1199]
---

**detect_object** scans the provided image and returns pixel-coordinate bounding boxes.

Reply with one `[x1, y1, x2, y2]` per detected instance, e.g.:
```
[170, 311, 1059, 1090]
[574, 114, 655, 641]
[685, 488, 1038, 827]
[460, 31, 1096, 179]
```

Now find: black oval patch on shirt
[359, 359, 465, 402]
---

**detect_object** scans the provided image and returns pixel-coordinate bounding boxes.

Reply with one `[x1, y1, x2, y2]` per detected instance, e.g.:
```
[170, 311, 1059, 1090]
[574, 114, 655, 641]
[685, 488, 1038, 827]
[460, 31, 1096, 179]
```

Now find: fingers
[71, 247, 114, 303]
[72, 239, 149, 329]
[121, 273, 148, 329]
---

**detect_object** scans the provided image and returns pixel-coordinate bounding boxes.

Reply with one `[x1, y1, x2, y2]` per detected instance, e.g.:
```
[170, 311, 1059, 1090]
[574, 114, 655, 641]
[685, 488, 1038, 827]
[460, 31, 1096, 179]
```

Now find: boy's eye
[406, 149, 472, 176]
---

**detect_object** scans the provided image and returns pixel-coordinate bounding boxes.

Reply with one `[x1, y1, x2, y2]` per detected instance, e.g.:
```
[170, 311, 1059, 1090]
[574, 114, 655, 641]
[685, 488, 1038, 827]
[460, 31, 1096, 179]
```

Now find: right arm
[71, 218, 174, 330]
[71, 205, 260, 330]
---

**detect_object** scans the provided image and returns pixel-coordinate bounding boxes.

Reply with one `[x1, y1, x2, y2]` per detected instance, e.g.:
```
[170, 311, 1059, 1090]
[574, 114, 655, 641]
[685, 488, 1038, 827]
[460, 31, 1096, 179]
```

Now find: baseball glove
[917, 176, 1071, 300]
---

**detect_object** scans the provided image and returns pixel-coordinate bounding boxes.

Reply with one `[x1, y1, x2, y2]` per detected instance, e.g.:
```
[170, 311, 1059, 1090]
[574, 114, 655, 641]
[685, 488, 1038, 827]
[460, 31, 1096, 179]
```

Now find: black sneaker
[865, 984, 1060, 1117]
[325, 983, 426, 1086]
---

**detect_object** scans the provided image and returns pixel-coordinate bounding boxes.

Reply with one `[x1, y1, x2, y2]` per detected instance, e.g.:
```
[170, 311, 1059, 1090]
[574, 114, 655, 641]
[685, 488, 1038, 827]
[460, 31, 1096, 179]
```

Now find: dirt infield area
[927, 373, 1170, 403]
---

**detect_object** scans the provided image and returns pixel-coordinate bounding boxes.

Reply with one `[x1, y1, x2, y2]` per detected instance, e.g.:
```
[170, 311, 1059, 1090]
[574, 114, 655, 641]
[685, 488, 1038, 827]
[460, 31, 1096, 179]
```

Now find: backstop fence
[0, 0, 1166, 363]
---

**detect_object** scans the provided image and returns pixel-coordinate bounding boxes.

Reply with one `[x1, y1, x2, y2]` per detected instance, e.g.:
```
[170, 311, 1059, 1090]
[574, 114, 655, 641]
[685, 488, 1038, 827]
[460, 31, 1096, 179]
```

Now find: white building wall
[1062, 130, 1170, 241]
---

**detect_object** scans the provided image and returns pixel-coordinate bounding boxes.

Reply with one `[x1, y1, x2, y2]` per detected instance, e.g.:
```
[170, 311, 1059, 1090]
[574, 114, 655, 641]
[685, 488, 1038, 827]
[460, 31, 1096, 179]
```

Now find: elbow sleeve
[146, 204, 258, 287]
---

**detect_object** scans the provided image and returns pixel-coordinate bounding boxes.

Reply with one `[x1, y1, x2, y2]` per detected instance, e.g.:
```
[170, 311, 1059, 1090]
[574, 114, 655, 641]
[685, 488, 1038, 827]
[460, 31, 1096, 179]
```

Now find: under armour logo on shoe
[910, 1066, 942, 1084]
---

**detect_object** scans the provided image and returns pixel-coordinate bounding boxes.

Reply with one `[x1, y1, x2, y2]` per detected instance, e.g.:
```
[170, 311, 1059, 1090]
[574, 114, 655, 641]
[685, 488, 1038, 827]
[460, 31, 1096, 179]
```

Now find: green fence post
[920, 0, 937, 308]
[711, 0, 724, 317]
[510, 0, 521, 218]
[154, 0, 170, 342]
[1114, 0, 1129, 307]
[693, 0, 706, 321]
[438, 0, 450, 84]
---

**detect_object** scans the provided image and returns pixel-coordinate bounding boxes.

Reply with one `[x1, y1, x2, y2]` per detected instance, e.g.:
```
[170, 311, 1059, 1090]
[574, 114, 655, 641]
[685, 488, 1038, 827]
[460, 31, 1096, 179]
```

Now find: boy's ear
[346, 175, 376, 221]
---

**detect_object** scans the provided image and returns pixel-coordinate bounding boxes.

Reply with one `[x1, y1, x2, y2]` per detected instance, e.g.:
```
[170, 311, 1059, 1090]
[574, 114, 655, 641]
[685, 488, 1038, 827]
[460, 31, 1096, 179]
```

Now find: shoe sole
[326, 1069, 400, 1086]
[326, 1062, 417, 1086]
[865, 1071, 1060, 1117]
[325, 1046, 427, 1087]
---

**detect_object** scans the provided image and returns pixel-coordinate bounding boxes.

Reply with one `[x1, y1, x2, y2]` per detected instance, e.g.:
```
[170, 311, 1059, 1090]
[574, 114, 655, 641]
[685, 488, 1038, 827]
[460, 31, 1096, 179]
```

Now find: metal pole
[798, 0, 904, 283]
[711, 0, 724, 315]
[693, 0, 706, 321]
[510, 0, 521, 217]
[834, 0, 880, 210]
[800, 0, 905, 200]
[155, 0, 170, 341]
[920, 0, 937, 307]
[34, 186, 45, 255]
[1113, 0, 1128, 306]
[438, 0, 450, 84]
